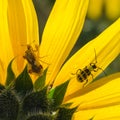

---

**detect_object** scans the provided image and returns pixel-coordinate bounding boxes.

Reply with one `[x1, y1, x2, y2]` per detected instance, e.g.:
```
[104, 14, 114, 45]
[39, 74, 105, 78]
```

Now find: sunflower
[0, 0, 120, 120]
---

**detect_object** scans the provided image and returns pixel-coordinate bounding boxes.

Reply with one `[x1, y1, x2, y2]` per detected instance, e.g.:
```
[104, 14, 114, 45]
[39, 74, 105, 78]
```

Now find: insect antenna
[94, 48, 98, 64]
[94, 48, 107, 76]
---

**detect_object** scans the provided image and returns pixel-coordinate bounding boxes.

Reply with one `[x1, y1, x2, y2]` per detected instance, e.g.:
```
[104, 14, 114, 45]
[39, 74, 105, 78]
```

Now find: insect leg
[83, 79, 88, 87]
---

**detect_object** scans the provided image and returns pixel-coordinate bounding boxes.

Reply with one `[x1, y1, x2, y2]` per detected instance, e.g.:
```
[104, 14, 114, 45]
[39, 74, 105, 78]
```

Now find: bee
[73, 49, 104, 87]
[23, 44, 43, 76]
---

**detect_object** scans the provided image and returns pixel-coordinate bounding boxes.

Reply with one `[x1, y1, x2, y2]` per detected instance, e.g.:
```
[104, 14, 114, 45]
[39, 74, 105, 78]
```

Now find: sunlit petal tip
[39, 0, 89, 85]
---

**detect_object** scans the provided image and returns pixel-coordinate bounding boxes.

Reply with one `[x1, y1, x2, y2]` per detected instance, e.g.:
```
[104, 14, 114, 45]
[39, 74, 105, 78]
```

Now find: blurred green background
[32, 0, 120, 79]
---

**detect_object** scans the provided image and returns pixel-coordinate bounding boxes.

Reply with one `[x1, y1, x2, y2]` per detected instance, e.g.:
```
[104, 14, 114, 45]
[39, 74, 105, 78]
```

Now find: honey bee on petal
[23, 44, 43, 76]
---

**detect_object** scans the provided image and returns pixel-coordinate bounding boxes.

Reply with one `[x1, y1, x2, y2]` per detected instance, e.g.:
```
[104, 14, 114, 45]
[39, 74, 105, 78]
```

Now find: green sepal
[22, 86, 49, 115]
[0, 89, 19, 120]
[14, 66, 33, 95]
[5, 58, 16, 86]
[26, 114, 53, 120]
[48, 80, 70, 110]
[55, 107, 77, 120]
[48, 87, 55, 99]
[34, 68, 48, 91]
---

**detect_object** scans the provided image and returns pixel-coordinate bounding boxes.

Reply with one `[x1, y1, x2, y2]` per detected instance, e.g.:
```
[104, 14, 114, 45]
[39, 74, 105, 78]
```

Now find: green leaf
[55, 107, 77, 120]
[14, 66, 33, 95]
[6, 59, 16, 86]
[22, 86, 49, 115]
[49, 80, 70, 110]
[0, 89, 19, 120]
[34, 68, 47, 91]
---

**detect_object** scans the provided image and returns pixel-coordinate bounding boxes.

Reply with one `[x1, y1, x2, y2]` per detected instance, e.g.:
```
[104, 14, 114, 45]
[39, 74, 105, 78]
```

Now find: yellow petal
[40, 0, 89, 85]
[73, 105, 120, 120]
[7, 0, 39, 73]
[105, 0, 120, 21]
[0, 0, 39, 84]
[66, 73, 120, 107]
[53, 18, 120, 97]
[66, 73, 120, 119]
[87, 0, 103, 20]
[0, 0, 14, 84]
[21, 0, 39, 44]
